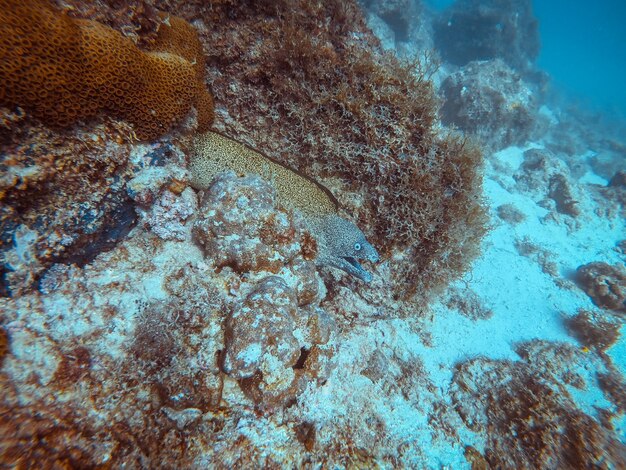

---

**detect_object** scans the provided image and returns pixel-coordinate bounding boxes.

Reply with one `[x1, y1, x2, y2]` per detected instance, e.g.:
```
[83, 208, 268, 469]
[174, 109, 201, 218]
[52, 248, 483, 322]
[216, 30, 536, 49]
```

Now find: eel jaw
[342, 256, 373, 283]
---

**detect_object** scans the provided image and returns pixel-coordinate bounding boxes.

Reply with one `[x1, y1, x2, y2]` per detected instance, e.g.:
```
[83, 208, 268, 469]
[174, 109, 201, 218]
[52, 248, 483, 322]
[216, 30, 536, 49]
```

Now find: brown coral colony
[0, 0, 214, 140]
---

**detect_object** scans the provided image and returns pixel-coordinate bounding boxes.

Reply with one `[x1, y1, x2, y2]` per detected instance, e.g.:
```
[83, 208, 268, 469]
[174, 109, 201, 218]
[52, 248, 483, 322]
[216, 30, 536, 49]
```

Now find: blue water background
[533, 0, 626, 119]
[426, 0, 626, 119]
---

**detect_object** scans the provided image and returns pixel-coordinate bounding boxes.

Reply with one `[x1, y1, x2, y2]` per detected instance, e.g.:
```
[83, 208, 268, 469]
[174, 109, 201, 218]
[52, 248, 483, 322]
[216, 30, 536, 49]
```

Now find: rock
[434, 0, 539, 71]
[192, 172, 322, 306]
[548, 174, 580, 217]
[363, 0, 415, 42]
[451, 347, 623, 468]
[440, 59, 538, 150]
[609, 171, 626, 188]
[575, 262, 626, 313]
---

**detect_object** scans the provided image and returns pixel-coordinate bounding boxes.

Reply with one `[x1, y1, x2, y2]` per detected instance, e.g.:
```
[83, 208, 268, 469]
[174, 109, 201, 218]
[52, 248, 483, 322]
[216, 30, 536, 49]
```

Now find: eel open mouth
[342, 256, 373, 282]
[343, 256, 362, 270]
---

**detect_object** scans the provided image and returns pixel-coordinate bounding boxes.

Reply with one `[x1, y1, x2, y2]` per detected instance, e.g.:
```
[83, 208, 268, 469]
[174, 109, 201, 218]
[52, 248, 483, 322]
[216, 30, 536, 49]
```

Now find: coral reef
[575, 262, 626, 313]
[11, 0, 486, 302]
[62, 0, 163, 48]
[0, 121, 137, 296]
[440, 59, 538, 150]
[0, 127, 199, 297]
[0, 0, 218, 298]
[514, 148, 561, 192]
[433, 0, 540, 71]
[183, 0, 486, 300]
[0, 169, 342, 466]
[592, 171, 626, 221]
[0, 234, 230, 467]
[0, 0, 213, 140]
[451, 342, 626, 468]
[6, 0, 615, 468]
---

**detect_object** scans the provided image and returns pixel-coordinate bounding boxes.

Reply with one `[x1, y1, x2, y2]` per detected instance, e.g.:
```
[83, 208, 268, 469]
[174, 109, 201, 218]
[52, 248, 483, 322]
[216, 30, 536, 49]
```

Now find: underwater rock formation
[362, 0, 416, 43]
[223, 276, 335, 409]
[0, 167, 345, 466]
[0, 0, 213, 140]
[451, 342, 626, 468]
[2, 0, 488, 302]
[6, 0, 590, 467]
[575, 262, 626, 313]
[509, 147, 587, 222]
[440, 59, 539, 150]
[564, 309, 622, 352]
[0, 122, 138, 296]
[434, 0, 540, 72]
[192, 172, 323, 305]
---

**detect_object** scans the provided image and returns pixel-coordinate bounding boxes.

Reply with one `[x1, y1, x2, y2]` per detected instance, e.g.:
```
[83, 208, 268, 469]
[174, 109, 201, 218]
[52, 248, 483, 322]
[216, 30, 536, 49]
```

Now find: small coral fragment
[0, 0, 213, 139]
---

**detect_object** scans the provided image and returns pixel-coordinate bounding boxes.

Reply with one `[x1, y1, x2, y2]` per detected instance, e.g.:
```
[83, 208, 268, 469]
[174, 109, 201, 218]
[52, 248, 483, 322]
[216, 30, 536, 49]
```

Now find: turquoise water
[427, 0, 626, 118]
[533, 0, 626, 118]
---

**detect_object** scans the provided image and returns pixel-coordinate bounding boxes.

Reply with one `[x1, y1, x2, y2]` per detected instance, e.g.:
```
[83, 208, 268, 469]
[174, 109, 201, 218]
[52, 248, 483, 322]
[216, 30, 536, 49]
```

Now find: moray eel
[190, 131, 379, 282]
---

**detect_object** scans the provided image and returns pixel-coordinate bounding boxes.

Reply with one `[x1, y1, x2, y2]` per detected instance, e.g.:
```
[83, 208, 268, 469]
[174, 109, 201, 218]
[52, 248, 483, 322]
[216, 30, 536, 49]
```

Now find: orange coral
[0, 0, 213, 140]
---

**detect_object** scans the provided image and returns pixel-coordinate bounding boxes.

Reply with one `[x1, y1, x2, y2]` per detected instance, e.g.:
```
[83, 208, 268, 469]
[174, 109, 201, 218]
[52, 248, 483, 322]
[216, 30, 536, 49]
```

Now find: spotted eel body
[190, 131, 379, 282]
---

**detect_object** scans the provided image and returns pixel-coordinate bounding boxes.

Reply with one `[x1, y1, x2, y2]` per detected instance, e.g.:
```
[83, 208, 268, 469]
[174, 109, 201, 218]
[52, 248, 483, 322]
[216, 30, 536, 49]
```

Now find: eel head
[312, 215, 380, 283]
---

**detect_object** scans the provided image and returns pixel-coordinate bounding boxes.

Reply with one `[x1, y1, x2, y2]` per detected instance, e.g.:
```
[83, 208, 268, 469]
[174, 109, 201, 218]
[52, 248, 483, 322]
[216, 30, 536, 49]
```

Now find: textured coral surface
[0, 120, 137, 296]
[0, 0, 213, 139]
[0, 173, 336, 467]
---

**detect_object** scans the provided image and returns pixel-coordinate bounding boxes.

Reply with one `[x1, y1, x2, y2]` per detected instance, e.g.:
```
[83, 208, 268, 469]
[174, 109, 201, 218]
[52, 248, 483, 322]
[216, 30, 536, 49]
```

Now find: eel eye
[354, 243, 361, 251]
